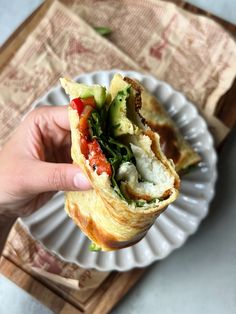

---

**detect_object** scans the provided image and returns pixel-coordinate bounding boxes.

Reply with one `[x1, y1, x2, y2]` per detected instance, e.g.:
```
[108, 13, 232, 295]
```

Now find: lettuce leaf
[88, 109, 134, 199]
[88, 107, 152, 207]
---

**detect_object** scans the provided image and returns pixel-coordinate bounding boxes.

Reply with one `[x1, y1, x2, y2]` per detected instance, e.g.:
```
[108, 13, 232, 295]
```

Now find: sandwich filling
[61, 75, 177, 208]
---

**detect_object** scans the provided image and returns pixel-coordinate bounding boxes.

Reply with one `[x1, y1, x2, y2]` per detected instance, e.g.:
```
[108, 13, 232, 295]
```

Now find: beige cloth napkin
[2, 0, 236, 290]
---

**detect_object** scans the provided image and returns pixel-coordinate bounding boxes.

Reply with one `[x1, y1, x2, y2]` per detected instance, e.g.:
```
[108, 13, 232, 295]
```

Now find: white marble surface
[186, 0, 236, 25]
[0, 1, 236, 314]
[0, 0, 43, 46]
[0, 274, 52, 314]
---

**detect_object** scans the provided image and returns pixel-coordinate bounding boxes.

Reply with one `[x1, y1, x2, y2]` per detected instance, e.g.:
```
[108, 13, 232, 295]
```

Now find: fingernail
[74, 172, 91, 190]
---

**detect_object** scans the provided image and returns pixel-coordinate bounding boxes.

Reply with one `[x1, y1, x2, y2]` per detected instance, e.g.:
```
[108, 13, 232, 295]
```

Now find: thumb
[25, 161, 92, 193]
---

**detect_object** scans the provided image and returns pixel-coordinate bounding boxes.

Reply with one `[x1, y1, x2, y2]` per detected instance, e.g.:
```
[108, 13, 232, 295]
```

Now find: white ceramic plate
[21, 70, 217, 271]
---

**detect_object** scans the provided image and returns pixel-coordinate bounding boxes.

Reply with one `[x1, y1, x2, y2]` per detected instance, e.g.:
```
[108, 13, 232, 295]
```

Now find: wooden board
[0, 256, 145, 314]
[0, 257, 82, 314]
[0, 1, 236, 313]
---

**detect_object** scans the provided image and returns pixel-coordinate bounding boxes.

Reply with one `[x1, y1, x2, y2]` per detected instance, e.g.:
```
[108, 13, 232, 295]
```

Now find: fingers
[27, 105, 71, 131]
[22, 106, 92, 193]
[23, 161, 92, 193]
[50, 105, 71, 131]
[5, 106, 92, 194]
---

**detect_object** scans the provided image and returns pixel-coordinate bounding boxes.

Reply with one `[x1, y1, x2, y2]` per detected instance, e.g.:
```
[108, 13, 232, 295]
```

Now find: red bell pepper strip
[70, 98, 85, 115]
[80, 96, 96, 108]
[70, 96, 96, 115]
[88, 140, 112, 176]
[70, 97, 112, 176]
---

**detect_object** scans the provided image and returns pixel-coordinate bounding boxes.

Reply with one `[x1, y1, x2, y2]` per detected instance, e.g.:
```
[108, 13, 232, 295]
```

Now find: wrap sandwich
[60, 74, 180, 251]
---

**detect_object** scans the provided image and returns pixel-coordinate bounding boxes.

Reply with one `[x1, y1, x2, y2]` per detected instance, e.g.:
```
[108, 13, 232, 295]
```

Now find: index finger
[49, 105, 70, 131]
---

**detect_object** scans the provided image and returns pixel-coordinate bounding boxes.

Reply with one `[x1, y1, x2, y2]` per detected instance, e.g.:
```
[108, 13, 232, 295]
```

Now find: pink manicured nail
[74, 172, 91, 190]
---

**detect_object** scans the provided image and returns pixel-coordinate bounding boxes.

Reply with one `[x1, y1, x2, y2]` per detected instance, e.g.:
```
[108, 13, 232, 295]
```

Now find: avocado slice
[108, 86, 138, 137]
[60, 78, 106, 108]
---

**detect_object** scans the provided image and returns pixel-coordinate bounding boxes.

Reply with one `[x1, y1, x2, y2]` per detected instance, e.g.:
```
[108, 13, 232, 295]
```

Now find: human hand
[0, 105, 91, 220]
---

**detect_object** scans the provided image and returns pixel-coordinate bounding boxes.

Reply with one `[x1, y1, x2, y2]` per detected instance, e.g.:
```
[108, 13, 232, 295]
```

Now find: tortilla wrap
[61, 75, 180, 251]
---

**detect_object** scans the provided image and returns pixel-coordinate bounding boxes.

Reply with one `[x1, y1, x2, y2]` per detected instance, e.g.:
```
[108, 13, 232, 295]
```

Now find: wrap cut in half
[60, 74, 180, 251]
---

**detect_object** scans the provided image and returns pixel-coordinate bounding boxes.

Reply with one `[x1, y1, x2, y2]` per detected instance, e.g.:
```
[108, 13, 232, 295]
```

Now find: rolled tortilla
[61, 75, 180, 251]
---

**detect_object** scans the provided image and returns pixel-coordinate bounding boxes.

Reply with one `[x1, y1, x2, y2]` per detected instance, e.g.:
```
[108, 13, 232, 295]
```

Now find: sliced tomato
[71, 97, 96, 115]
[71, 96, 96, 115]
[88, 140, 112, 176]
[81, 105, 94, 119]
[95, 162, 112, 176]
[81, 96, 96, 108]
[71, 98, 109, 175]
[79, 116, 89, 137]
[78, 105, 94, 138]
[70, 98, 85, 115]
[80, 136, 89, 158]
[88, 140, 101, 153]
